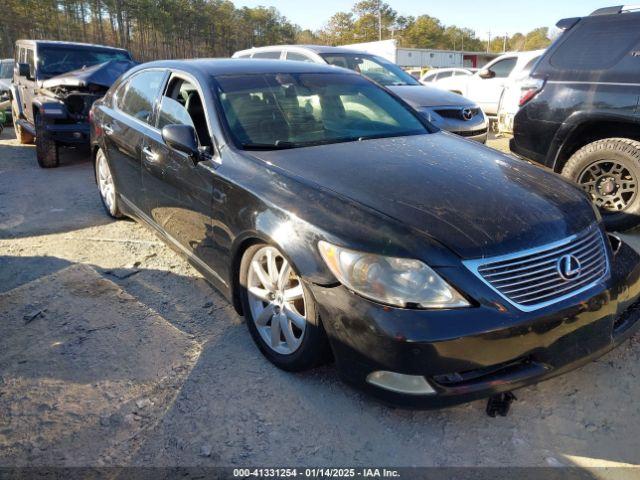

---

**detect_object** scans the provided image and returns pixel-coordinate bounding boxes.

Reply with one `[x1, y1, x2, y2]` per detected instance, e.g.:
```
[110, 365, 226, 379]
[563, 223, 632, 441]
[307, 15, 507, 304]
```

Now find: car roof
[15, 40, 129, 53]
[236, 44, 375, 55]
[133, 59, 359, 77]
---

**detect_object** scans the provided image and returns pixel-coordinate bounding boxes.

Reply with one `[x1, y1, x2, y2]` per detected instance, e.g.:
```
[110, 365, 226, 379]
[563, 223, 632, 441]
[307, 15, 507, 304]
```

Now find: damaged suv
[11, 40, 135, 167]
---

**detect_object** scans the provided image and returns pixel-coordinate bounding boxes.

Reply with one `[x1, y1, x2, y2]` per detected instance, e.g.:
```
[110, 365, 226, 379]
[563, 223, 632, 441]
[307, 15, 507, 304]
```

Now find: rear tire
[239, 243, 330, 372]
[95, 148, 122, 218]
[35, 113, 59, 168]
[12, 101, 34, 145]
[562, 138, 640, 232]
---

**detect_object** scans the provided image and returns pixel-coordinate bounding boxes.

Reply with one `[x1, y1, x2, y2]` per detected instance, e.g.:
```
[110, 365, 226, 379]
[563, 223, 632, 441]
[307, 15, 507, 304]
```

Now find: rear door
[101, 69, 168, 211]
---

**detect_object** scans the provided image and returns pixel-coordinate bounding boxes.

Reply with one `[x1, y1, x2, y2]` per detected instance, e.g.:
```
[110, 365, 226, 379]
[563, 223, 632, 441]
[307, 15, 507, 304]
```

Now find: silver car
[232, 45, 488, 143]
[0, 59, 12, 121]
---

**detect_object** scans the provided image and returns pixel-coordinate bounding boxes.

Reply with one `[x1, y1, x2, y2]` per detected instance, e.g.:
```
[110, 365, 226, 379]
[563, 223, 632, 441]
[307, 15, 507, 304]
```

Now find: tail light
[518, 78, 545, 107]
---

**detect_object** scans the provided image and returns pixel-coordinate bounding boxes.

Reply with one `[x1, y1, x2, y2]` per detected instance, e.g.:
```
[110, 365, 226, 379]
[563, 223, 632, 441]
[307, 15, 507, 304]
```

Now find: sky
[233, 0, 611, 39]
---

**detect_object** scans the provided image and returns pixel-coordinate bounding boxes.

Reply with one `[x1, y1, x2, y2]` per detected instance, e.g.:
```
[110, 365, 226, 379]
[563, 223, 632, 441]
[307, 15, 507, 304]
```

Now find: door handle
[103, 124, 114, 136]
[142, 146, 158, 162]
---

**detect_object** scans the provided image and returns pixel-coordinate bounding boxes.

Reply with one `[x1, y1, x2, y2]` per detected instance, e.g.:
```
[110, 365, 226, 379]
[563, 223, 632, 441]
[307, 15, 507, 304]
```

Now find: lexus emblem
[461, 108, 474, 121]
[557, 254, 582, 280]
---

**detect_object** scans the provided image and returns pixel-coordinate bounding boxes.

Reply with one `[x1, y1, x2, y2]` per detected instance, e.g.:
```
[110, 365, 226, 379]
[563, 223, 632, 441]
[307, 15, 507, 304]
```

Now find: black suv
[11, 40, 134, 167]
[511, 6, 640, 231]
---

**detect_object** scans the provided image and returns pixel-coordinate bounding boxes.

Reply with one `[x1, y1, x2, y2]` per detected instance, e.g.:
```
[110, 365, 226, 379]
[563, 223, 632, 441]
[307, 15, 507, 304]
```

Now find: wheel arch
[552, 114, 640, 173]
[228, 222, 332, 316]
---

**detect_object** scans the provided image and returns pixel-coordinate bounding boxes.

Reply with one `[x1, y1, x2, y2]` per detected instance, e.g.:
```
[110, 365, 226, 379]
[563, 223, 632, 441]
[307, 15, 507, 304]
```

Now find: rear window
[253, 51, 282, 59]
[549, 15, 640, 70]
[120, 70, 166, 124]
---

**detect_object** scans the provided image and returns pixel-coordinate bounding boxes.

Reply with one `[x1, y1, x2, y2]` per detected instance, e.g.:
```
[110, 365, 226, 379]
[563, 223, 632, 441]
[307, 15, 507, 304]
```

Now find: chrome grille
[464, 228, 609, 311]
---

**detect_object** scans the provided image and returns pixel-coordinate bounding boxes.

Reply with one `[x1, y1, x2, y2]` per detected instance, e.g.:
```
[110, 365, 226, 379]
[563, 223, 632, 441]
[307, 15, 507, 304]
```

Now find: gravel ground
[1, 128, 639, 470]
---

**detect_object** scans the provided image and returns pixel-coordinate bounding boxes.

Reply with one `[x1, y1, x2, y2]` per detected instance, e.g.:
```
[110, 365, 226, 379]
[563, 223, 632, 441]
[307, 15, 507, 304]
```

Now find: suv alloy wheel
[562, 138, 640, 231]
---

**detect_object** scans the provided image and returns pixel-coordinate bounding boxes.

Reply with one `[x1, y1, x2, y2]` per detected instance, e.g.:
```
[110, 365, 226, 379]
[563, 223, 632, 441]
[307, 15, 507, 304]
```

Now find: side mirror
[162, 124, 200, 161]
[478, 68, 495, 79]
[17, 63, 30, 78]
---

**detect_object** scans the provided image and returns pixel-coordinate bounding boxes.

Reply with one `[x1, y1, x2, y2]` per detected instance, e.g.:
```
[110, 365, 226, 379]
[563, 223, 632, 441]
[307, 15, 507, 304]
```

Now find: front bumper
[43, 122, 90, 146]
[311, 241, 640, 408]
[453, 128, 488, 144]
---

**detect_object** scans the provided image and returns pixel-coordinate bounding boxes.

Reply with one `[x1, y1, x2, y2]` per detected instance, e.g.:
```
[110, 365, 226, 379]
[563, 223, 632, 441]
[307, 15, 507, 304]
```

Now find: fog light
[366, 371, 436, 395]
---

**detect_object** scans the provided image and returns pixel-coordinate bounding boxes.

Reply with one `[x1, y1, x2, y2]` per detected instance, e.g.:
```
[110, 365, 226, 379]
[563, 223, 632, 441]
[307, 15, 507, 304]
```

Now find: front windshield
[0, 60, 12, 79]
[38, 47, 131, 77]
[320, 53, 420, 87]
[214, 72, 428, 151]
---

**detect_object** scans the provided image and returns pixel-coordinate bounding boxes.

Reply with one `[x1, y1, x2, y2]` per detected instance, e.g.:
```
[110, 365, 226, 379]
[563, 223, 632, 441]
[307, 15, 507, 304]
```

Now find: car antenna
[486, 391, 517, 417]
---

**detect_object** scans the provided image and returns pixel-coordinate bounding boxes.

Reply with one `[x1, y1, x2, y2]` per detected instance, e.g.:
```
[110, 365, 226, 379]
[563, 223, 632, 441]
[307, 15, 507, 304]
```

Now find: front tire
[35, 113, 59, 168]
[239, 243, 329, 372]
[562, 138, 640, 231]
[95, 149, 122, 218]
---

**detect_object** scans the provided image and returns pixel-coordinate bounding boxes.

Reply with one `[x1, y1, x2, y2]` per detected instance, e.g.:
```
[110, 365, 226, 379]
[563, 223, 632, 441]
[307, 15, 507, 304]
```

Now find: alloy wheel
[246, 246, 307, 355]
[96, 151, 116, 215]
[577, 159, 637, 211]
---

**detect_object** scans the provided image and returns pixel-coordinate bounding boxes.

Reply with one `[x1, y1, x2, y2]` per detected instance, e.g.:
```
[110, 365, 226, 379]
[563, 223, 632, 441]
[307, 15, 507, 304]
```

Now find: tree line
[317, 1, 554, 53]
[0, 0, 553, 61]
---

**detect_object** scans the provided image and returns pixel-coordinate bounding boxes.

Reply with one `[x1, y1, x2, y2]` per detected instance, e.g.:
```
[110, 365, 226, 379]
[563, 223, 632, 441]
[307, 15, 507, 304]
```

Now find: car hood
[247, 133, 597, 259]
[388, 85, 472, 108]
[0, 79, 10, 92]
[41, 60, 137, 89]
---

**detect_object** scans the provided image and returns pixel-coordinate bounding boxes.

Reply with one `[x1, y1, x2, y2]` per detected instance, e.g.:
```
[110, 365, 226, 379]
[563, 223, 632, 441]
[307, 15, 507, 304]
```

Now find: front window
[0, 60, 12, 79]
[487, 57, 517, 78]
[320, 53, 420, 87]
[214, 72, 428, 150]
[158, 77, 211, 146]
[37, 46, 131, 78]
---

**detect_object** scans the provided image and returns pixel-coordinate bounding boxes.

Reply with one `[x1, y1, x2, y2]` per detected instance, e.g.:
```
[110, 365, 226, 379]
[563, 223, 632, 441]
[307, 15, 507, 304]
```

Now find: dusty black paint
[91, 59, 640, 407]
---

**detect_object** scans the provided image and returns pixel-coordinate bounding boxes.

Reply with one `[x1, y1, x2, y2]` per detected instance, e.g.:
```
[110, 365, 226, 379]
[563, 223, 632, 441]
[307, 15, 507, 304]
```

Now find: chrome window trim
[463, 226, 610, 312]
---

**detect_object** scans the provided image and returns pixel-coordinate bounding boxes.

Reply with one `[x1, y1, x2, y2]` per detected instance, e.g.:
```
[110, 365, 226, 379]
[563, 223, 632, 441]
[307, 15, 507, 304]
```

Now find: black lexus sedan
[90, 59, 640, 408]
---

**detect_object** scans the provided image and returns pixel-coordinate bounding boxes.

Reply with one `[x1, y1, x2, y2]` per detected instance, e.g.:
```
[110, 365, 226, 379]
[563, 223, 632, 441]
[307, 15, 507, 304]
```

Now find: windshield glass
[38, 47, 131, 77]
[0, 60, 12, 79]
[320, 53, 420, 87]
[214, 72, 428, 150]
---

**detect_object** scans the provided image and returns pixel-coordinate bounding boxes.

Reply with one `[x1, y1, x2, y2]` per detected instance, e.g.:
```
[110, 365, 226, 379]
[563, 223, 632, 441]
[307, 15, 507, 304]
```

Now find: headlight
[318, 241, 470, 309]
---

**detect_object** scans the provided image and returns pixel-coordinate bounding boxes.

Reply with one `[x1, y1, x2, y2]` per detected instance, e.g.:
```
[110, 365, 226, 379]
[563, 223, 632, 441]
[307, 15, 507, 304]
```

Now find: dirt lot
[1, 128, 640, 471]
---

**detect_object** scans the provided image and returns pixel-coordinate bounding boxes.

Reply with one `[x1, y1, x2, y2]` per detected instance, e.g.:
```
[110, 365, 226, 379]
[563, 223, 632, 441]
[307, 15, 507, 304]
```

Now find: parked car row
[424, 50, 544, 121]
[3, 5, 640, 410]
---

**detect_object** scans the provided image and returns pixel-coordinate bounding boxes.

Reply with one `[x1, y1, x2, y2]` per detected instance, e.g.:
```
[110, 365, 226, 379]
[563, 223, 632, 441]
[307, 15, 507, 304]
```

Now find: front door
[468, 56, 517, 115]
[141, 74, 221, 277]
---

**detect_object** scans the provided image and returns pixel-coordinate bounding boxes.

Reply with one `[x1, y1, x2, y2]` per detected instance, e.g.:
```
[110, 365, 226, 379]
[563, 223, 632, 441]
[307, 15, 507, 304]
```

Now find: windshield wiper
[242, 141, 299, 150]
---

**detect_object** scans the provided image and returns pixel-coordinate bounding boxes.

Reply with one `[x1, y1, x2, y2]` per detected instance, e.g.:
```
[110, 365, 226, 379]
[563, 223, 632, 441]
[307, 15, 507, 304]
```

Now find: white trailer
[342, 39, 497, 69]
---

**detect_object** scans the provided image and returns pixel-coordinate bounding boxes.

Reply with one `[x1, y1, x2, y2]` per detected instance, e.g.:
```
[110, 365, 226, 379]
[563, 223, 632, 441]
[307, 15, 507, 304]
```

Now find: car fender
[231, 207, 334, 288]
[32, 95, 67, 120]
[549, 109, 640, 171]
